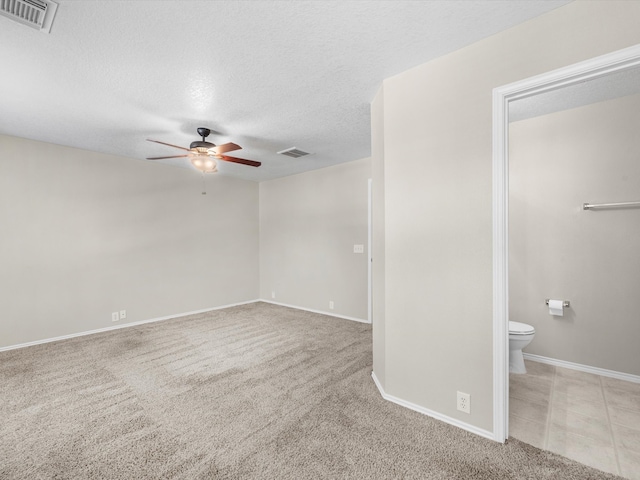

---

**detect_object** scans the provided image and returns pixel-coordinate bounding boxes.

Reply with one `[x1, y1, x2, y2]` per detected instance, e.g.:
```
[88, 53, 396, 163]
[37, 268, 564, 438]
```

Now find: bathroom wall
[509, 93, 640, 376]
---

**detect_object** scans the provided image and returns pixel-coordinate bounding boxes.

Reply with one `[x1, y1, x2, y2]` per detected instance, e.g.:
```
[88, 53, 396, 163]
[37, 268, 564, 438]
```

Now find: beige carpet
[0, 302, 621, 479]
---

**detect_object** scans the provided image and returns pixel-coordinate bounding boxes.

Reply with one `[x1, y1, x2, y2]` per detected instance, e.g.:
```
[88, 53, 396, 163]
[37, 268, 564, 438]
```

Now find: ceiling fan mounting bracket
[197, 127, 211, 140]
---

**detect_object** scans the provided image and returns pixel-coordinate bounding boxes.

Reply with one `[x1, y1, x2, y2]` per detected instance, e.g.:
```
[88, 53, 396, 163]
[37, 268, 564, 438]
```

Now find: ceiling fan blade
[211, 142, 241, 155]
[147, 139, 192, 152]
[219, 155, 261, 167]
[146, 155, 191, 160]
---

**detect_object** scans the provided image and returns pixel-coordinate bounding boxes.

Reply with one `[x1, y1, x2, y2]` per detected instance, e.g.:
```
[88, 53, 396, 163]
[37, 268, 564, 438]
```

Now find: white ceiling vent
[277, 147, 312, 158]
[0, 0, 58, 33]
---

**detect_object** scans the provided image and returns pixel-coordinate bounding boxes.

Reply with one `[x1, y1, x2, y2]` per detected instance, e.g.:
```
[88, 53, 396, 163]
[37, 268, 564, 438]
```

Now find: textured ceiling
[0, 0, 571, 181]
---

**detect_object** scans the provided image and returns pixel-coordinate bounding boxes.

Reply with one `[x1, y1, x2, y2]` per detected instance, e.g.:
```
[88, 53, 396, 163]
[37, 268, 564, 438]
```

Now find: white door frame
[492, 43, 640, 443]
[368, 178, 373, 324]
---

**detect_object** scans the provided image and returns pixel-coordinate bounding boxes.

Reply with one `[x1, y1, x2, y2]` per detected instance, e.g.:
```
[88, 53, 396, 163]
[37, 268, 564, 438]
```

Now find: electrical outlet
[457, 391, 470, 414]
[329, 300, 334, 310]
[111, 312, 119, 322]
[119, 310, 126, 320]
[271, 291, 276, 299]
[353, 244, 364, 254]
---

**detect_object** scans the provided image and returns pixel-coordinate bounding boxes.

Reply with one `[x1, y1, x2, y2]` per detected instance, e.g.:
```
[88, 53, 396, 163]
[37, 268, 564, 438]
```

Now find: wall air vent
[0, 0, 58, 33]
[277, 147, 312, 158]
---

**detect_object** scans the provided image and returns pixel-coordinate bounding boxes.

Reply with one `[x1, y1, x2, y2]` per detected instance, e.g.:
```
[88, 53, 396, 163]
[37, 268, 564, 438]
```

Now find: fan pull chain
[201, 172, 207, 195]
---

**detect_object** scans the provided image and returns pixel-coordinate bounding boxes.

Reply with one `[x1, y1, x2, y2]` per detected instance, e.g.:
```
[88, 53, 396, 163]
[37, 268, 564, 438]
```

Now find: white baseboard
[370, 372, 494, 441]
[0, 299, 261, 353]
[260, 299, 370, 324]
[523, 353, 640, 384]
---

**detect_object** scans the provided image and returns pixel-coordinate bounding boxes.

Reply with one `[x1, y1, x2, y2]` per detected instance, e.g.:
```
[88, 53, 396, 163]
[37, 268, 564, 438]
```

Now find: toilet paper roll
[548, 299, 564, 316]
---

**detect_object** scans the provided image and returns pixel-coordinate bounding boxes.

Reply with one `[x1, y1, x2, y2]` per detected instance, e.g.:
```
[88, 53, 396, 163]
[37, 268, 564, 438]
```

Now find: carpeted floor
[0, 302, 622, 479]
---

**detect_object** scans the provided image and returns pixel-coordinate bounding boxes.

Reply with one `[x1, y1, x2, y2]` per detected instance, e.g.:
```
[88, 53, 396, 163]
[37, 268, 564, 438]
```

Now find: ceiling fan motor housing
[190, 140, 216, 152]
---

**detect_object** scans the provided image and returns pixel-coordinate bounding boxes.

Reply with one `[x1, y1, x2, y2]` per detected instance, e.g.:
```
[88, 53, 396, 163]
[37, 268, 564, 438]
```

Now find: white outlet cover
[457, 391, 471, 414]
[111, 312, 119, 322]
[120, 310, 126, 319]
[353, 244, 364, 254]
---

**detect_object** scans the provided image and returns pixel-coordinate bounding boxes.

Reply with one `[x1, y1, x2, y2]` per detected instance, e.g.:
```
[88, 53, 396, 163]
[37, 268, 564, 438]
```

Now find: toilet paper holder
[545, 299, 570, 308]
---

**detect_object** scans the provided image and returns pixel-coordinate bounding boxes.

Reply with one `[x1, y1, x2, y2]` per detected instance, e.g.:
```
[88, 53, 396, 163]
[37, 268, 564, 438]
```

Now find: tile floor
[509, 359, 640, 479]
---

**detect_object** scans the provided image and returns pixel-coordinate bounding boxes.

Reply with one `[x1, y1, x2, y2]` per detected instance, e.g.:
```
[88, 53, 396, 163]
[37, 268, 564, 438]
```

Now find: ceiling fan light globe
[191, 157, 217, 173]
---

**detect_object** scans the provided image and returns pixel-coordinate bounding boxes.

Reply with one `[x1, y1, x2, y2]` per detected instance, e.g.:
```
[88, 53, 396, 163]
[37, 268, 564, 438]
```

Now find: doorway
[492, 43, 640, 449]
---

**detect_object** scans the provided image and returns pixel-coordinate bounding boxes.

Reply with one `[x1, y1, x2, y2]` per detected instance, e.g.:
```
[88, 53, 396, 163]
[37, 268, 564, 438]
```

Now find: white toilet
[509, 321, 535, 374]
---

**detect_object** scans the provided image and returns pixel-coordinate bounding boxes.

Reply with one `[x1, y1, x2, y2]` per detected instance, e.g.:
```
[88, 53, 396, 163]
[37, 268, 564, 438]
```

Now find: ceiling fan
[146, 127, 261, 173]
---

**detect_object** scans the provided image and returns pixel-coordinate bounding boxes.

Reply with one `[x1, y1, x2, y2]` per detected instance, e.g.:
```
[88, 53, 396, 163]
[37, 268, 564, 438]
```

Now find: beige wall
[0, 134, 259, 348]
[259, 158, 371, 320]
[510, 93, 640, 376]
[373, 1, 640, 432]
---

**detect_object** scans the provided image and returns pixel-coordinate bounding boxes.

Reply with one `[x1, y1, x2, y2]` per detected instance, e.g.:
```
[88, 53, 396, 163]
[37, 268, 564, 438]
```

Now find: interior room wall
[259, 158, 371, 321]
[0, 134, 259, 349]
[509, 93, 640, 377]
[373, 0, 640, 433]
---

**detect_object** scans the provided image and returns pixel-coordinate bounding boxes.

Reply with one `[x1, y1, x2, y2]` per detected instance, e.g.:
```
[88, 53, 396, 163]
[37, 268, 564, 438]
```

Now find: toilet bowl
[509, 321, 535, 374]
